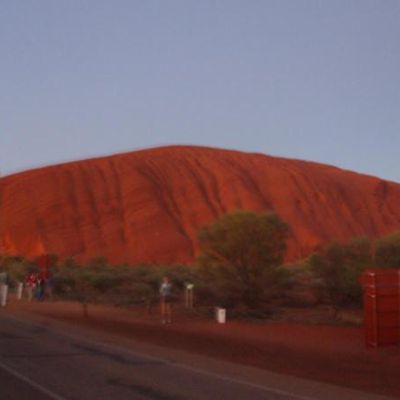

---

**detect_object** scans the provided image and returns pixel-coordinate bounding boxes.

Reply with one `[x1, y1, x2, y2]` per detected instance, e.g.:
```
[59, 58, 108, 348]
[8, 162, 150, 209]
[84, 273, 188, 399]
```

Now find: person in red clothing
[25, 273, 37, 302]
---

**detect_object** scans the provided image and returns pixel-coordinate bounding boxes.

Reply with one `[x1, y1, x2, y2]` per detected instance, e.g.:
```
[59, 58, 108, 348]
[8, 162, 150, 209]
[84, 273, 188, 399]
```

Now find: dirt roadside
[3, 298, 400, 398]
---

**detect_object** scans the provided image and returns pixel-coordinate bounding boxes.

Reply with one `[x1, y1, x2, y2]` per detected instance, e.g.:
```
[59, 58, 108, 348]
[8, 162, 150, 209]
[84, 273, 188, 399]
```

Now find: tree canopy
[197, 210, 289, 308]
[309, 237, 373, 310]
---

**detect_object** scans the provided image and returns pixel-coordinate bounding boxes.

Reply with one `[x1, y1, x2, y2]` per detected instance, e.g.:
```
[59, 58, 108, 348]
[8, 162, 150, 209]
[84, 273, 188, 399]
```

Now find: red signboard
[360, 269, 400, 348]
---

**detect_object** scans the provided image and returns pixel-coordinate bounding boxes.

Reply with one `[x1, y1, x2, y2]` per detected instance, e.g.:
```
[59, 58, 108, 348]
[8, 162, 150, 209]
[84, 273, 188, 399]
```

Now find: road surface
[0, 312, 395, 400]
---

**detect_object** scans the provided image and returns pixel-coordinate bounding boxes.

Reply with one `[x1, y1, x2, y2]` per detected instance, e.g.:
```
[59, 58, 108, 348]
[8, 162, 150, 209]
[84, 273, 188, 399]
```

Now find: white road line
[0, 359, 69, 400]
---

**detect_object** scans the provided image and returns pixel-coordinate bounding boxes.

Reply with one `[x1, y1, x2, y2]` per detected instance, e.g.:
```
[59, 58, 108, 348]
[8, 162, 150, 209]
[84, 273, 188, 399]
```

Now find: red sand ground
[4, 299, 400, 398]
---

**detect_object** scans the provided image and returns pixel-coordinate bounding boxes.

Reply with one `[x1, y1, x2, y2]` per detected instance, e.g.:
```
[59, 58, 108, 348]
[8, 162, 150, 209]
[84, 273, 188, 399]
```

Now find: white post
[16, 282, 23, 300]
[0, 284, 8, 307]
[215, 307, 226, 323]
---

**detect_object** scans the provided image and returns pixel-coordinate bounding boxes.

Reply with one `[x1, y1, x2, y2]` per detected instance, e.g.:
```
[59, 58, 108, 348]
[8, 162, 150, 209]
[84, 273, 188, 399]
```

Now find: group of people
[25, 272, 53, 302]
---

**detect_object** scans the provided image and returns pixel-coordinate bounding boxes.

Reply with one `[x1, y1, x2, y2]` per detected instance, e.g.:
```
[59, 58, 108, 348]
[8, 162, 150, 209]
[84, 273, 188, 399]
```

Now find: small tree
[197, 210, 289, 309]
[309, 237, 373, 314]
[54, 262, 118, 317]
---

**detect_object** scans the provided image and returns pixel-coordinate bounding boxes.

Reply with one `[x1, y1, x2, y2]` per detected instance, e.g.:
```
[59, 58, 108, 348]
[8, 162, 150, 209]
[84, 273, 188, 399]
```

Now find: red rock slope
[1, 145, 400, 264]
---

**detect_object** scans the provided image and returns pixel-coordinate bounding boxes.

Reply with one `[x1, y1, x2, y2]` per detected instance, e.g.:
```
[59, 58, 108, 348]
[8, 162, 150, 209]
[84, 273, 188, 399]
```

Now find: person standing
[25, 273, 37, 302]
[46, 273, 54, 301]
[160, 276, 173, 324]
[36, 275, 45, 301]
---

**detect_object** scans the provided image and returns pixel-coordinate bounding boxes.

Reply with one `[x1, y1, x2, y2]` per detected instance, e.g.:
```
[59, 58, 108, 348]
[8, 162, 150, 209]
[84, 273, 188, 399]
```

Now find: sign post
[185, 283, 194, 309]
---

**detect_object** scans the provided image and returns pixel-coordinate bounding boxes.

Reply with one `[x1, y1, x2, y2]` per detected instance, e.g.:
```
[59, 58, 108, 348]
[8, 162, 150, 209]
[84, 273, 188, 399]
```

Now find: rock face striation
[1, 145, 400, 264]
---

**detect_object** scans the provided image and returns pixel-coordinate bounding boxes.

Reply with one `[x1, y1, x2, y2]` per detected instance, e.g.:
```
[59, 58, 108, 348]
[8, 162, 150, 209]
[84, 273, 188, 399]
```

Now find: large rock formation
[1, 145, 400, 264]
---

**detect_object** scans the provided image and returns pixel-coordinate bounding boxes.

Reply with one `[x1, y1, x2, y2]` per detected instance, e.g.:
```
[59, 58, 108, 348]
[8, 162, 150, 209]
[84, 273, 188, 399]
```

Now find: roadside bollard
[0, 284, 8, 307]
[16, 282, 23, 300]
[215, 307, 226, 324]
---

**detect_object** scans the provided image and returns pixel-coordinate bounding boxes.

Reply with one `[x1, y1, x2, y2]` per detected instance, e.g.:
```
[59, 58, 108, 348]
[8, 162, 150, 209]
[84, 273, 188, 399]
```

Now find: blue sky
[1, 1, 399, 182]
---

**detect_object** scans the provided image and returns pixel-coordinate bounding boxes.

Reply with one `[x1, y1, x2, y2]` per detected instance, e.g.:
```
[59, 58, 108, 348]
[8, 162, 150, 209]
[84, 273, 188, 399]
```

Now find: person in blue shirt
[160, 276, 173, 324]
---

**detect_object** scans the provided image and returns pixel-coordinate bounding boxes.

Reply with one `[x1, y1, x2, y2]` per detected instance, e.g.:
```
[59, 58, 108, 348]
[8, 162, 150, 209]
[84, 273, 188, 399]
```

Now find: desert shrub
[66, 263, 194, 310]
[53, 259, 197, 312]
[309, 237, 373, 313]
[375, 231, 400, 268]
[196, 210, 290, 310]
[0, 256, 39, 287]
[54, 261, 123, 317]
[275, 263, 319, 307]
[102, 265, 160, 309]
[108, 281, 155, 307]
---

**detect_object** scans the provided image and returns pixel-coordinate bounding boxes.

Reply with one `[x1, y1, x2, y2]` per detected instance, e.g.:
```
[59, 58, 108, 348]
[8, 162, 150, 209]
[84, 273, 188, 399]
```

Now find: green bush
[375, 232, 400, 268]
[196, 210, 290, 310]
[309, 237, 373, 312]
[0, 256, 39, 287]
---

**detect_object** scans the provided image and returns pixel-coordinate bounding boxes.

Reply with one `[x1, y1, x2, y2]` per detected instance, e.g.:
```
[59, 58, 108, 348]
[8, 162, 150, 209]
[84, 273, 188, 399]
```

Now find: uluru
[1, 145, 400, 265]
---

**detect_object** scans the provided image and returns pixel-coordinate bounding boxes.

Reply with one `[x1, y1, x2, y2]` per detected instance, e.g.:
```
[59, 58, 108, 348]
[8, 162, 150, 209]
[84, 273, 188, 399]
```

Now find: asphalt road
[0, 312, 395, 400]
[0, 365, 59, 400]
